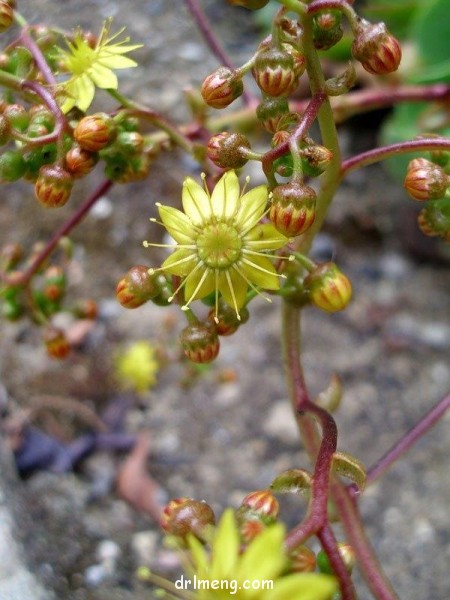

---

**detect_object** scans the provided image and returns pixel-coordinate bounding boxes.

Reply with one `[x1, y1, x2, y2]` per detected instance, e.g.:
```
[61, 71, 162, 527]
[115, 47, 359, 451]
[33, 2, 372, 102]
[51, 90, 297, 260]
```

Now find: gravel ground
[0, 2, 449, 600]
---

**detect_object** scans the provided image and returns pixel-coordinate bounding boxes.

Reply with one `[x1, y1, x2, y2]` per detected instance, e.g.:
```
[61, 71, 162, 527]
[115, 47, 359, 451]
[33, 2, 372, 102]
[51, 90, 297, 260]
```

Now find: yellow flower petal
[245, 223, 288, 250]
[210, 509, 240, 580]
[236, 184, 268, 231]
[184, 268, 215, 302]
[265, 573, 338, 600]
[235, 524, 286, 594]
[239, 255, 280, 290]
[66, 74, 95, 112]
[158, 204, 196, 244]
[161, 248, 196, 277]
[88, 63, 118, 89]
[211, 171, 240, 220]
[97, 54, 139, 69]
[218, 269, 248, 311]
[182, 177, 210, 226]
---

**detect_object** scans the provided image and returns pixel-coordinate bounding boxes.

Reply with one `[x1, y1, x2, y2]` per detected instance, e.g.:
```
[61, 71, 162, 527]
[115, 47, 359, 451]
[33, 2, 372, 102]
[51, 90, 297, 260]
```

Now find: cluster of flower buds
[0, 238, 97, 359]
[404, 155, 450, 243]
[0, 94, 156, 208]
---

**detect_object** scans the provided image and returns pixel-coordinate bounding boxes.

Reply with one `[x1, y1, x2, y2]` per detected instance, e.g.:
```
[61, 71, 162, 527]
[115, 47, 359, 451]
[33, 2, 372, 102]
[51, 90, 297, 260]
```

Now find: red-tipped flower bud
[180, 322, 220, 364]
[240, 489, 280, 519]
[352, 19, 401, 75]
[43, 326, 71, 359]
[270, 181, 316, 237]
[34, 164, 73, 208]
[253, 47, 297, 97]
[65, 145, 98, 178]
[256, 96, 290, 133]
[3, 103, 29, 131]
[116, 265, 162, 309]
[313, 10, 344, 50]
[404, 158, 448, 201]
[162, 498, 215, 541]
[72, 299, 98, 320]
[227, 0, 270, 8]
[74, 112, 116, 151]
[304, 262, 352, 313]
[201, 67, 243, 109]
[208, 300, 249, 336]
[289, 546, 317, 573]
[207, 132, 251, 169]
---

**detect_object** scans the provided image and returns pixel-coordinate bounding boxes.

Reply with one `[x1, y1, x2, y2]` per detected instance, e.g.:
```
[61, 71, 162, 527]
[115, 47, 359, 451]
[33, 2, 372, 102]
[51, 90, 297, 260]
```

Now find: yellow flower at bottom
[184, 509, 337, 600]
[144, 171, 289, 319]
[114, 340, 159, 395]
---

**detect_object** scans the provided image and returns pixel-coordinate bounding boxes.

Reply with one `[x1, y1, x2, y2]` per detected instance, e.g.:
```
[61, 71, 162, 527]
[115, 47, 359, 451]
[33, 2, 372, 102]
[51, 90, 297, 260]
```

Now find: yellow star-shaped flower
[58, 18, 142, 113]
[144, 171, 290, 320]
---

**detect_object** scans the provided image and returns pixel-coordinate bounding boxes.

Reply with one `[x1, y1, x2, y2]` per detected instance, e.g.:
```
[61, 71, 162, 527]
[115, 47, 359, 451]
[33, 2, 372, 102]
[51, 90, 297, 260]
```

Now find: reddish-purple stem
[19, 27, 57, 85]
[367, 392, 450, 484]
[318, 524, 356, 600]
[341, 137, 450, 176]
[262, 92, 326, 177]
[308, 0, 355, 15]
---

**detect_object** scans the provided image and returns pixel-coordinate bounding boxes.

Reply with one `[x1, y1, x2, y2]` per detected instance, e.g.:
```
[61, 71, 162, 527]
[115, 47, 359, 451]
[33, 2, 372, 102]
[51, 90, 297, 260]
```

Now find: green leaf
[270, 469, 312, 495]
[331, 451, 366, 491]
[412, 0, 450, 65]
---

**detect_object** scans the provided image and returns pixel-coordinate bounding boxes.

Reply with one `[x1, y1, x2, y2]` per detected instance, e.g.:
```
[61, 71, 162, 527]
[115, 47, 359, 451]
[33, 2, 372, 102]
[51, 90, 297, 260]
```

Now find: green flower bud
[0, 113, 11, 145]
[256, 96, 290, 133]
[300, 144, 333, 177]
[115, 130, 145, 154]
[417, 198, 450, 241]
[180, 322, 220, 364]
[313, 10, 343, 51]
[34, 164, 73, 208]
[42, 266, 66, 302]
[317, 543, 355, 575]
[208, 300, 249, 336]
[201, 67, 244, 109]
[74, 112, 116, 151]
[253, 47, 297, 97]
[3, 103, 29, 131]
[207, 132, 251, 169]
[270, 182, 317, 237]
[0, 150, 26, 182]
[2, 297, 24, 321]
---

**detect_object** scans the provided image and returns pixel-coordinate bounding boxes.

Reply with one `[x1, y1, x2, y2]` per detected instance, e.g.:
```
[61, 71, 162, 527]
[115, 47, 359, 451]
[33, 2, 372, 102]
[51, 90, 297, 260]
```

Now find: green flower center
[196, 223, 242, 269]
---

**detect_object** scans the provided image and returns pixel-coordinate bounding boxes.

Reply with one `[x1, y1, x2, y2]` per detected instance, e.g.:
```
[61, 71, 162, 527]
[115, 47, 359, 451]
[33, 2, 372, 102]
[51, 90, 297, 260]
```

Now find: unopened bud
[0, 0, 13, 32]
[352, 19, 401, 75]
[201, 67, 243, 109]
[162, 498, 215, 541]
[208, 300, 249, 335]
[240, 489, 280, 520]
[65, 145, 98, 178]
[270, 181, 316, 237]
[256, 96, 290, 133]
[74, 112, 116, 151]
[313, 10, 343, 51]
[417, 198, 450, 241]
[207, 132, 250, 169]
[116, 265, 161, 308]
[288, 546, 317, 573]
[304, 262, 352, 313]
[43, 326, 71, 359]
[404, 158, 448, 201]
[253, 47, 297, 97]
[300, 145, 333, 177]
[180, 322, 220, 364]
[34, 164, 73, 208]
